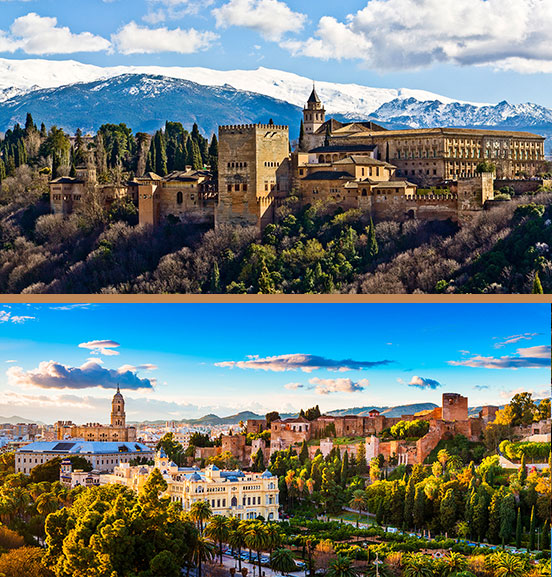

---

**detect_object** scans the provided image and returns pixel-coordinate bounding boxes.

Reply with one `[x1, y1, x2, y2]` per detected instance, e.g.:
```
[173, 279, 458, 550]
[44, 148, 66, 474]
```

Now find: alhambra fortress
[49, 88, 549, 229]
[196, 392, 516, 468]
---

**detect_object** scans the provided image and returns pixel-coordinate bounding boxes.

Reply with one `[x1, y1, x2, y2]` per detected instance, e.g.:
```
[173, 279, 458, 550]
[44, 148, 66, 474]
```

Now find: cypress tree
[499, 493, 516, 547]
[191, 140, 202, 170]
[185, 137, 194, 167]
[515, 507, 522, 548]
[340, 451, 349, 488]
[210, 261, 221, 293]
[413, 486, 425, 531]
[24, 112, 35, 134]
[40, 122, 47, 138]
[404, 475, 415, 529]
[518, 454, 527, 484]
[299, 441, 309, 464]
[367, 217, 378, 261]
[298, 119, 305, 151]
[51, 152, 60, 178]
[0, 158, 5, 183]
[154, 131, 167, 176]
[208, 134, 218, 174]
[532, 271, 544, 294]
[488, 490, 502, 544]
[69, 163, 76, 177]
[528, 505, 536, 551]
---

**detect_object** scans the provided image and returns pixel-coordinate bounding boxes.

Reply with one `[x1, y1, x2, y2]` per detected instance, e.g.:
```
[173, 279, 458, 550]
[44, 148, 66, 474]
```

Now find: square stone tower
[442, 393, 469, 422]
[216, 123, 290, 230]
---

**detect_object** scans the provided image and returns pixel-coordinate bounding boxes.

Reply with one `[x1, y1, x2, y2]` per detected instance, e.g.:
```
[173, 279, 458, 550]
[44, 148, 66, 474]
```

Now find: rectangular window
[227, 184, 232, 192]
[243, 183, 247, 192]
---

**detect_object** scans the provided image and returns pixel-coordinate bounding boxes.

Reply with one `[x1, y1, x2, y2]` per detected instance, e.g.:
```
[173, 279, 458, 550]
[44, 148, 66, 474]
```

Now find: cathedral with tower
[55, 386, 137, 442]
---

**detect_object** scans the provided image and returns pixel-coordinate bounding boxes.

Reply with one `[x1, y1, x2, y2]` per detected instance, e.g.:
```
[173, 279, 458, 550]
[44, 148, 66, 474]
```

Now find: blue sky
[0, 303, 549, 423]
[0, 0, 551, 106]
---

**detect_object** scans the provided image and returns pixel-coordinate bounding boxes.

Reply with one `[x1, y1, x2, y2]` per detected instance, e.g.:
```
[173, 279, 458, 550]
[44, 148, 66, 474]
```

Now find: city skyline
[0, 0, 552, 107]
[0, 303, 549, 423]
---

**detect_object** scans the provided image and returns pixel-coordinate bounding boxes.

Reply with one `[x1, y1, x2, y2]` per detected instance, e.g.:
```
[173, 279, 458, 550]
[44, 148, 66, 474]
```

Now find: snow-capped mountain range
[0, 57, 489, 115]
[0, 58, 550, 153]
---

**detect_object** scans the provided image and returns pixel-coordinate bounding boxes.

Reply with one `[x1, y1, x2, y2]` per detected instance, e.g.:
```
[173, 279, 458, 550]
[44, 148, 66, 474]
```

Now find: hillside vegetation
[1, 116, 552, 294]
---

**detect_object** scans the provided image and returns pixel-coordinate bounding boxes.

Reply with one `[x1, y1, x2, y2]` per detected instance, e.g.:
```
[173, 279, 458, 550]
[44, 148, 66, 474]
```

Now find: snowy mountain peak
[0, 57, 489, 115]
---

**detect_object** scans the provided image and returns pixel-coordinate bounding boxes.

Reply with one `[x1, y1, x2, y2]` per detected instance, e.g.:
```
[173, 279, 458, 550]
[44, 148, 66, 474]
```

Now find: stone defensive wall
[219, 124, 289, 131]
[405, 193, 458, 202]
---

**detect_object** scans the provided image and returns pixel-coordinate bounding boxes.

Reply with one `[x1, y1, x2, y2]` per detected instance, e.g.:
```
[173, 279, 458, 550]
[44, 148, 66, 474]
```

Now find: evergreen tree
[0, 158, 5, 184]
[154, 131, 168, 176]
[252, 449, 265, 472]
[191, 139, 203, 170]
[24, 112, 36, 134]
[499, 493, 516, 546]
[532, 272, 544, 294]
[299, 441, 309, 465]
[258, 258, 276, 294]
[210, 261, 221, 293]
[340, 451, 349, 488]
[208, 134, 218, 174]
[473, 486, 490, 543]
[528, 505, 536, 551]
[404, 475, 415, 529]
[515, 507, 522, 548]
[40, 122, 47, 138]
[366, 217, 378, 261]
[488, 490, 502, 544]
[356, 442, 367, 475]
[413, 486, 426, 531]
[440, 488, 456, 536]
[298, 120, 305, 151]
[518, 454, 527, 484]
[69, 163, 76, 177]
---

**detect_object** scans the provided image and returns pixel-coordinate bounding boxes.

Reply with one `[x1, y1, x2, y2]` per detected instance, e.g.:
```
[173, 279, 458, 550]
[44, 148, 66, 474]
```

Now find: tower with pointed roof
[111, 385, 126, 428]
[303, 84, 326, 150]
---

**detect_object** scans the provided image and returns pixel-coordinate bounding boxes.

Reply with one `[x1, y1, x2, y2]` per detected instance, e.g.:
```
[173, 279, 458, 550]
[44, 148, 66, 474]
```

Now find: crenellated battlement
[219, 123, 288, 131]
[405, 193, 458, 202]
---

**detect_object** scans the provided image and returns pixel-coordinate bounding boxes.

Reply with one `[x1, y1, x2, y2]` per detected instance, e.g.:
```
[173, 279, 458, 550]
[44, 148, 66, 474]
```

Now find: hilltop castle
[49, 88, 547, 230]
[55, 386, 137, 442]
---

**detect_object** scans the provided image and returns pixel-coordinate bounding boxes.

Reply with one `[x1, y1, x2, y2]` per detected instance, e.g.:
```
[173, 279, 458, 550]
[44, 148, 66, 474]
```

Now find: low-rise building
[15, 440, 154, 474]
[101, 450, 279, 520]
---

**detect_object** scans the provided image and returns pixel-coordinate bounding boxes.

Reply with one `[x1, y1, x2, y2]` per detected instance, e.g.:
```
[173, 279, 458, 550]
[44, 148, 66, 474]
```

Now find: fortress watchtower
[442, 393, 468, 422]
[302, 85, 326, 151]
[216, 123, 290, 230]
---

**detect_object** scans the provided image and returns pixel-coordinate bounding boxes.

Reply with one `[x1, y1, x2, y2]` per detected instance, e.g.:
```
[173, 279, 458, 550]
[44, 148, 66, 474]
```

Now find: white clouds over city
[281, 0, 552, 73]
[212, 0, 306, 42]
[112, 21, 217, 54]
[0, 13, 111, 54]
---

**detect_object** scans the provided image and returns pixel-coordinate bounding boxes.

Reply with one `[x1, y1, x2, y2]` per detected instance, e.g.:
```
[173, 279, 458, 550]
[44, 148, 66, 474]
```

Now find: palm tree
[264, 523, 282, 556]
[403, 553, 434, 577]
[349, 490, 367, 527]
[35, 492, 59, 517]
[489, 552, 527, 577]
[441, 552, 468, 577]
[271, 548, 297, 576]
[190, 500, 212, 534]
[229, 520, 247, 571]
[245, 522, 268, 576]
[326, 556, 359, 577]
[205, 515, 229, 564]
[191, 534, 216, 577]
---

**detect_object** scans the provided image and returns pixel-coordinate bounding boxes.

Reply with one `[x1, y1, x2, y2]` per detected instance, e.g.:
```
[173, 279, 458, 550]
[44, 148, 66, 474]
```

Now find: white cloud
[408, 375, 443, 390]
[281, 0, 552, 73]
[143, 0, 214, 23]
[7, 359, 155, 390]
[117, 363, 158, 372]
[0, 13, 111, 55]
[112, 21, 217, 54]
[216, 353, 392, 372]
[284, 382, 303, 390]
[212, 0, 306, 42]
[449, 345, 551, 369]
[308, 377, 369, 395]
[78, 339, 120, 356]
[0, 310, 35, 324]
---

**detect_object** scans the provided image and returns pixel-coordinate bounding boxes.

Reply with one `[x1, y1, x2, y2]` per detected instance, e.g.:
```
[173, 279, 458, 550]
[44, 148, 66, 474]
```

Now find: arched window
[231, 496, 237, 507]
[361, 189, 367, 197]
[176, 191, 183, 204]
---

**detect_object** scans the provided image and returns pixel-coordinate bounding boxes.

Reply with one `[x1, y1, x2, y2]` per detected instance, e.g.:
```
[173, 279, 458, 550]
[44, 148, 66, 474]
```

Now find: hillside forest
[2, 116, 552, 294]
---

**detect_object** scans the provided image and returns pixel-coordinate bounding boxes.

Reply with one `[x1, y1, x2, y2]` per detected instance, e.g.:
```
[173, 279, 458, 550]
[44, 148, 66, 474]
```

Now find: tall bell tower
[302, 83, 325, 150]
[111, 385, 126, 428]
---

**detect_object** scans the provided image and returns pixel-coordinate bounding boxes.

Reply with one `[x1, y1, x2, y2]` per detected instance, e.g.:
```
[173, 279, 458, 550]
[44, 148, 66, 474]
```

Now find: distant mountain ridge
[0, 59, 550, 153]
[0, 416, 44, 425]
